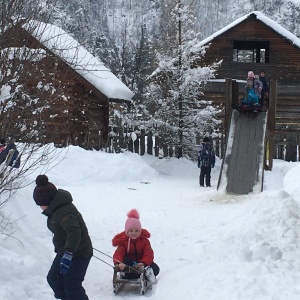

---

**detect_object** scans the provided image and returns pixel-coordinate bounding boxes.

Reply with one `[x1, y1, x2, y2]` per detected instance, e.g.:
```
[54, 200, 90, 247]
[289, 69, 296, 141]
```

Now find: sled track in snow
[218, 110, 268, 194]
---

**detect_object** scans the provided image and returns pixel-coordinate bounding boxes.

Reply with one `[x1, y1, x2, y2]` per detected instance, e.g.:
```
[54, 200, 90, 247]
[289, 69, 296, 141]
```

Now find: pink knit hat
[248, 71, 255, 78]
[125, 209, 141, 235]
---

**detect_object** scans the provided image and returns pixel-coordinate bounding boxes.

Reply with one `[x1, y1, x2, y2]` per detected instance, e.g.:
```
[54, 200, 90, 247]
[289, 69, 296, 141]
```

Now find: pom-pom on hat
[33, 175, 57, 206]
[125, 209, 142, 235]
[248, 71, 255, 78]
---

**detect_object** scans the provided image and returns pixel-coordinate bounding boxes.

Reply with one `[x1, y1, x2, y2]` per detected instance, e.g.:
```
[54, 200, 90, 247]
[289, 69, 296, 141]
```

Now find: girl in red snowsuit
[112, 209, 159, 282]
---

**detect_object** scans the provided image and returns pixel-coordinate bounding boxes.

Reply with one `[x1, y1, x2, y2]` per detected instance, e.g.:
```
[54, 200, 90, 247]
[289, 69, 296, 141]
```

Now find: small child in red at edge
[112, 209, 160, 283]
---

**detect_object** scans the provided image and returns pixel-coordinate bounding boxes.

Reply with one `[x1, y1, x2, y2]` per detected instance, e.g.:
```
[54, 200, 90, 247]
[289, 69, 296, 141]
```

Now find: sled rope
[93, 247, 115, 259]
[93, 247, 139, 273]
[93, 254, 114, 268]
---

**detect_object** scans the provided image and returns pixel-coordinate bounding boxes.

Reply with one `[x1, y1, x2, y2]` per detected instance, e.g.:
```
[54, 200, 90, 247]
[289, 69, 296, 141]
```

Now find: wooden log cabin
[196, 11, 300, 164]
[0, 20, 133, 150]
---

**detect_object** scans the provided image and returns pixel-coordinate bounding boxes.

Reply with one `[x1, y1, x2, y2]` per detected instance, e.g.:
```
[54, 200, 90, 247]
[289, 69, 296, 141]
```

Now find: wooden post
[224, 78, 233, 156]
[215, 137, 220, 158]
[231, 80, 239, 108]
[127, 128, 133, 152]
[163, 144, 168, 157]
[285, 134, 297, 162]
[128, 139, 133, 152]
[118, 127, 125, 149]
[299, 133, 300, 162]
[221, 128, 225, 159]
[277, 134, 284, 159]
[267, 79, 277, 170]
[133, 127, 139, 154]
[169, 146, 174, 157]
[154, 136, 160, 157]
[106, 126, 111, 153]
[140, 129, 145, 156]
[147, 131, 153, 155]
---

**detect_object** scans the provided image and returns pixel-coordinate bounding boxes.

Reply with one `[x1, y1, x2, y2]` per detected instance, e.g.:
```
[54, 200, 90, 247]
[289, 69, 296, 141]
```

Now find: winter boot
[145, 266, 156, 283]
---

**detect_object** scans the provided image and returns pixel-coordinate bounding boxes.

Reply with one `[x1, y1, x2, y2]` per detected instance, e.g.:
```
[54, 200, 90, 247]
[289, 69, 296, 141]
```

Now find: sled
[239, 104, 262, 112]
[113, 265, 152, 295]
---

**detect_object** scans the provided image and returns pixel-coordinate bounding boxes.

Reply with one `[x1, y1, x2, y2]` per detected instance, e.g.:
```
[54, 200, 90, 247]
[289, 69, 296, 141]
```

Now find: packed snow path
[1, 146, 300, 299]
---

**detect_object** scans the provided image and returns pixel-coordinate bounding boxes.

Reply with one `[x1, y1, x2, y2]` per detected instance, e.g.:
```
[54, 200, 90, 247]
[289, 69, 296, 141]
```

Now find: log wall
[0, 27, 110, 150]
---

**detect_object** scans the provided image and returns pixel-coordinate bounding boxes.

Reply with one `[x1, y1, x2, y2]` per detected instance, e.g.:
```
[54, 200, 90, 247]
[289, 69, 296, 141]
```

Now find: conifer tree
[147, 0, 221, 158]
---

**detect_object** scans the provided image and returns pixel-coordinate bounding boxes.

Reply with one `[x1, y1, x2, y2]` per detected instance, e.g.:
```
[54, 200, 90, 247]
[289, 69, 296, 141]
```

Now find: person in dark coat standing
[0, 141, 20, 178]
[0, 142, 20, 168]
[259, 70, 269, 107]
[198, 137, 215, 187]
[33, 175, 93, 300]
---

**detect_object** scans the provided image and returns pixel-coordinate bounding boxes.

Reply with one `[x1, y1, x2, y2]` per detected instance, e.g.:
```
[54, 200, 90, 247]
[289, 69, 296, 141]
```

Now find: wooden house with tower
[197, 11, 300, 167]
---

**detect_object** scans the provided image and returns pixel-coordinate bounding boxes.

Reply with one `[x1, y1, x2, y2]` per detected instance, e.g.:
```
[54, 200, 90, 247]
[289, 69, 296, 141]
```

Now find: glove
[60, 251, 73, 274]
[211, 163, 215, 168]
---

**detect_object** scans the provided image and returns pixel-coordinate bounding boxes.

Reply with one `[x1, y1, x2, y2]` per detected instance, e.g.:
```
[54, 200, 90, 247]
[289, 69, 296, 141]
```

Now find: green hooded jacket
[43, 189, 93, 257]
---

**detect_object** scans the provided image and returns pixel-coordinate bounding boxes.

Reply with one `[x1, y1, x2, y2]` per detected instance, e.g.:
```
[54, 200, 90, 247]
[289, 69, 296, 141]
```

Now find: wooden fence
[106, 125, 300, 165]
[106, 126, 224, 159]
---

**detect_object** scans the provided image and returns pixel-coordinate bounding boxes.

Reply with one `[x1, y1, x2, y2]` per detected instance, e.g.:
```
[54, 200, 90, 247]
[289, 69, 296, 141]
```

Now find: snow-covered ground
[1, 145, 300, 300]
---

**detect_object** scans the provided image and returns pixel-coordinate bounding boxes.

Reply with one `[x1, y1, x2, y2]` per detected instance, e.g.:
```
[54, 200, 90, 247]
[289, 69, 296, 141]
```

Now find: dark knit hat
[33, 175, 57, 206]
[203, 137, 210, 142]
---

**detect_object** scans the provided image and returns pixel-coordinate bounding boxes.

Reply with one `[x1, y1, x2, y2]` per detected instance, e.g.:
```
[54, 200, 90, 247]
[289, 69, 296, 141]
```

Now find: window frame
[233, 40, 270, 63]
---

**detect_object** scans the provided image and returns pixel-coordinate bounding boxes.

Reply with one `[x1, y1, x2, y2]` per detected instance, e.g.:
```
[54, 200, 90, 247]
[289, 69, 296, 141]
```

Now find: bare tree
[0, 0, 91, 238]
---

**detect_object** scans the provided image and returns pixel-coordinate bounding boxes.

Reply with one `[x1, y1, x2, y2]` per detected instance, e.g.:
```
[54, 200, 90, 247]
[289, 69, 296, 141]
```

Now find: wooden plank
[268, 79, 277, 133]
[225, 79, 233, 141]
[275, 124, 300, 130]
[276, 117, 300, 122]
[276, 108, 300, 114]
[275, 129, 300, 134]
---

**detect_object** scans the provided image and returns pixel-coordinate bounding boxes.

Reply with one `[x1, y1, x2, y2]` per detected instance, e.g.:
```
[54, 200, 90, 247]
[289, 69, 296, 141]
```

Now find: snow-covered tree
[274, 1, 300, 38]
[107, 23, 158, 153]
[123, 24, 158, 127]
[146, 0, 222, 158]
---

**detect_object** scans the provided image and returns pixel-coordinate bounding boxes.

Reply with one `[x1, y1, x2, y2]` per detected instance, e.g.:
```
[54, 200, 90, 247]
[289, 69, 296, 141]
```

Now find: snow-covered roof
[195, 11, 300, 50]
[23, 20, 134, 102]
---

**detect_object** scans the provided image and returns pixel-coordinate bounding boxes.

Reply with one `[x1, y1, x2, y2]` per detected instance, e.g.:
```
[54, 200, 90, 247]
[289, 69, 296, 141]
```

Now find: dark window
[233, 41, 269, 63]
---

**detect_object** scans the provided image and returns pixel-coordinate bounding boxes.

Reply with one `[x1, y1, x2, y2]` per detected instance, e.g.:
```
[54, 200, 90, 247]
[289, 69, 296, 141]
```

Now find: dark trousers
[259, 94, 264, 106]
[123, 257, 160, 277]
[47, 254, 91, 300]
[261, 91, 269, 107]
[150, 262, 160, 276]
[200, 166, 211, 187]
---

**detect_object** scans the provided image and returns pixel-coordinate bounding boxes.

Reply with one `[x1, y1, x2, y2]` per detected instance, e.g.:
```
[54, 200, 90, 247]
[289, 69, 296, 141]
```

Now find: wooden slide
[217, 110, 268, 194]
